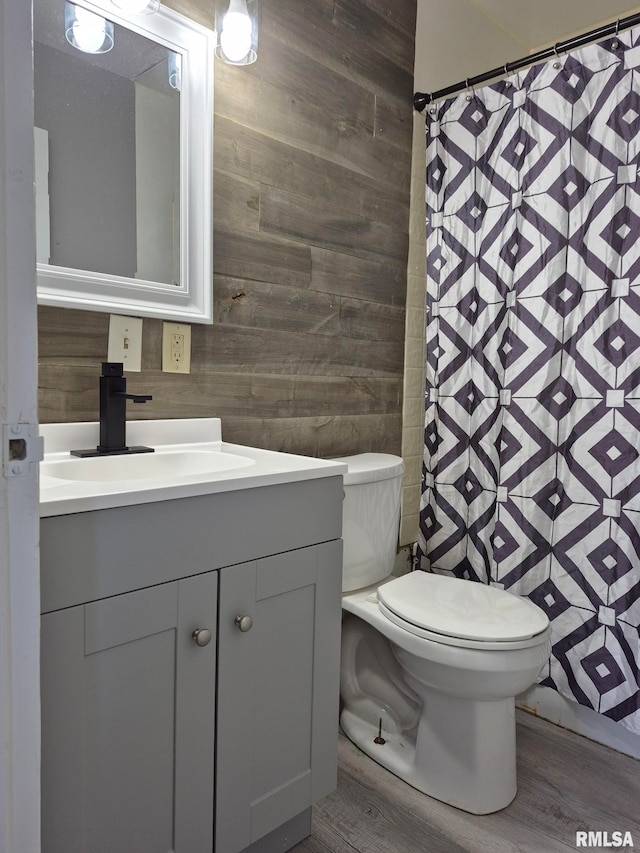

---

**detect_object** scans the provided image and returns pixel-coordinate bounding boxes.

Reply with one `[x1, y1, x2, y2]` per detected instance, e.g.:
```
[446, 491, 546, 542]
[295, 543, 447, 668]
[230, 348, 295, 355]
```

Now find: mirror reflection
[34, 0, 181, 286]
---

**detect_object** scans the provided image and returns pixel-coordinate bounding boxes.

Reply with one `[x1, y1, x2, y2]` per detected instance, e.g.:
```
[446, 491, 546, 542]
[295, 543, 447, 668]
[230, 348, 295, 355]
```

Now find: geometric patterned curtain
[418, 29, 640, 733]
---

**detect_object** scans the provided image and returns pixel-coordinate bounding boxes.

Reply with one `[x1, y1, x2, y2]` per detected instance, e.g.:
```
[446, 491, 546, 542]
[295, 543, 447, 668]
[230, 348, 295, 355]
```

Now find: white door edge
[0, 0, 41, 851]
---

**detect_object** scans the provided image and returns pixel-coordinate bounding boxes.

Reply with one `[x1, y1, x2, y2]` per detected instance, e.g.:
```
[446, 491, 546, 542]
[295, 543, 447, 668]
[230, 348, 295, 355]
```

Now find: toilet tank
[333, 453, 405, 592]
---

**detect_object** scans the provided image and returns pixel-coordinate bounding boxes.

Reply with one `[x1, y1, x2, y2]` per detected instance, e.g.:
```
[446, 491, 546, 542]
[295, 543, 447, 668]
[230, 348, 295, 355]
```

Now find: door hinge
[3, 423, 44, 479]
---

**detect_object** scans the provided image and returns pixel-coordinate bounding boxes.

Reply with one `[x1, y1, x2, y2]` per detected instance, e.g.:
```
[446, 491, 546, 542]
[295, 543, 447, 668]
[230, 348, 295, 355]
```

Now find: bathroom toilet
[335, 453, 551, 815]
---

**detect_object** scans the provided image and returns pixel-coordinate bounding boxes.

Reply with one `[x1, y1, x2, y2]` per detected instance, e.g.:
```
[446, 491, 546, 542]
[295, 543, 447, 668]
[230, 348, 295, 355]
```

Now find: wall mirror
[34, 0, 214, 323]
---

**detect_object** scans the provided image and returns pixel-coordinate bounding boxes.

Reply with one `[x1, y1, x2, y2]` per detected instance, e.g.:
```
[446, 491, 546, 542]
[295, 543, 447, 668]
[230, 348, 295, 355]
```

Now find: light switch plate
[162, 322, 191, 374]
[107, 314, 143, 372]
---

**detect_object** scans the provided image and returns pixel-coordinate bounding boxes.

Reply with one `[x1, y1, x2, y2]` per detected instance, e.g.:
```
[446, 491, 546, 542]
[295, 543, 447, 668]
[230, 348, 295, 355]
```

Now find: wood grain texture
[295, 713, 640, 853]
[264, 0, 414, 105]
[333, 0, 415, 76]
[214, 49, 411, 194]
[214, 276, 405, 342]
[311, 247, 406, 307]
[213, 230, 311, 287]
[38, 0, 416, 460]
[221, 414, 402, 457]
[259, 186, 409, 262]
[375, 96, 413, 151]
[214, 116, 408, 221]
[356, 0, 417, 39]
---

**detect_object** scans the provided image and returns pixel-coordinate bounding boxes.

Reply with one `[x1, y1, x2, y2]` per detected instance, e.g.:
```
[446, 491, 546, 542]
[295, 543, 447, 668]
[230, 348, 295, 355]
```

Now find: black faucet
[71, 362, 154, 458]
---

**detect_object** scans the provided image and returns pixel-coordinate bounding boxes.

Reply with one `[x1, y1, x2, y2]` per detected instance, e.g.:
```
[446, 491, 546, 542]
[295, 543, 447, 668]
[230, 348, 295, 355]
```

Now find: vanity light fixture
[214, 0, 259, 65]
[65, 2, 114, 53]
[110, 0, 161, 14]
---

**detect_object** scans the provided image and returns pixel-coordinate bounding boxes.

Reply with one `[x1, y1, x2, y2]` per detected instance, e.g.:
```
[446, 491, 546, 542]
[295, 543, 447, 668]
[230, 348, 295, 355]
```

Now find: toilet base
[340, 688, 517, 815]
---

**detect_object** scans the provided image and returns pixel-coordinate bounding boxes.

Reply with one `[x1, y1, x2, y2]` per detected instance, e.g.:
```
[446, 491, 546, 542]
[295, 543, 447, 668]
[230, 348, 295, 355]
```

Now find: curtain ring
[553, 43, 562, 69]
[612, 19, 621, 50]
[503, 63, 512, 87]
[465, 78, 474, 101]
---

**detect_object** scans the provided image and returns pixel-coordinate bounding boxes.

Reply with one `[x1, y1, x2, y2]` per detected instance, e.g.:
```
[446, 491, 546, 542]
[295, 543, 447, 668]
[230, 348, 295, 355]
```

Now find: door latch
[3, 423, 44, 478]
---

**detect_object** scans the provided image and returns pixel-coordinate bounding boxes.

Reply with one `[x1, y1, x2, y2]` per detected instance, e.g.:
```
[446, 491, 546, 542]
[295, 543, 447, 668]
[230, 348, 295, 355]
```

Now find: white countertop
[40, 419, 347, 517]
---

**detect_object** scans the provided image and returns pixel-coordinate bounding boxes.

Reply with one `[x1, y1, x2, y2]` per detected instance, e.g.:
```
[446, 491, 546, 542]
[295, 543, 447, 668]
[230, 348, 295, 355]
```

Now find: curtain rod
[413, 11, 640, 112]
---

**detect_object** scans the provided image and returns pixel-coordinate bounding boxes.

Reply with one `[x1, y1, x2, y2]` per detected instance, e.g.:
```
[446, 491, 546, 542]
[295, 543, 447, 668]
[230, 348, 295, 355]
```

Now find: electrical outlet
[107, 314, 143, 372]
[162, 322, 191, 374]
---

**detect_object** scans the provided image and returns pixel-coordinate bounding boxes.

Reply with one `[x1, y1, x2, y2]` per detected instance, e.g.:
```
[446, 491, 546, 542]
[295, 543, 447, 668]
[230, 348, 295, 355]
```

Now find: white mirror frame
[36, 0, 214, 323]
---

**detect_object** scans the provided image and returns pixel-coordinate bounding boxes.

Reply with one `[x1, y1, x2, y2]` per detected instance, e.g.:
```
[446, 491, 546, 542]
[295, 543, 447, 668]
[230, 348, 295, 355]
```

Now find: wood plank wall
[38, 0, 416, 458]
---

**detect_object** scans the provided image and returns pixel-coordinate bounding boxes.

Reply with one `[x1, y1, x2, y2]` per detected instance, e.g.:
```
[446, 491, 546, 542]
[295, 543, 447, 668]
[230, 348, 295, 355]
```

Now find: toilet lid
[377, 572, 549, 642]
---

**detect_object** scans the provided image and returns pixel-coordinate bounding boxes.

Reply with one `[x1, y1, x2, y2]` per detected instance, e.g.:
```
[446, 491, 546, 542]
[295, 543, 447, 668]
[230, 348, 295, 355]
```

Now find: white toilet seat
[377, 572, 549, 651]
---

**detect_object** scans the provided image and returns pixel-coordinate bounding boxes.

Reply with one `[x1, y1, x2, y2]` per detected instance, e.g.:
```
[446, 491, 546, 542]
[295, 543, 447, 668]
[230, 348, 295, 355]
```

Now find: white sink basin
[41, 448, 255, 483]
[39, 418, 347, 518]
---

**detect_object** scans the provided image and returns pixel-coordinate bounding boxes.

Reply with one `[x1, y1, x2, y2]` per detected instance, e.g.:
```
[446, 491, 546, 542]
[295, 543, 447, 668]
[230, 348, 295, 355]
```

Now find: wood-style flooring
[295, 711, 640, 853]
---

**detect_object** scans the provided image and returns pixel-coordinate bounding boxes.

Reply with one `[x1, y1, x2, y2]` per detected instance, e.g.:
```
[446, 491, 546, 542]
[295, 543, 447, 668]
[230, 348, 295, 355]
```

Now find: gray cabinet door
[41, 571, 217, 853]
[216, 541, 342, 853]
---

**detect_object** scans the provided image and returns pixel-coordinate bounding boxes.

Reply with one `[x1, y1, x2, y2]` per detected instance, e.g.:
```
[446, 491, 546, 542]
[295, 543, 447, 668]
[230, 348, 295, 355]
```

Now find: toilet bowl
[335, 453, 551, 815]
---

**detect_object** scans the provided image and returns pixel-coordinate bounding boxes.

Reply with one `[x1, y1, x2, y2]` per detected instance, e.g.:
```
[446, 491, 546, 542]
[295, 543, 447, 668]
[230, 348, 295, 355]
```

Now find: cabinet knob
[235, 615, 253, 632]
[192, 628, 212, 647]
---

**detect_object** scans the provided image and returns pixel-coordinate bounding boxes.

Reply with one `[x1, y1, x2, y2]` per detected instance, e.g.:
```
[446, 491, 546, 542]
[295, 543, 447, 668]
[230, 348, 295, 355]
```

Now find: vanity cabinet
[41, 573, 218, 853]
[40, 477, 343, 853]
[216, 543, 341, 853]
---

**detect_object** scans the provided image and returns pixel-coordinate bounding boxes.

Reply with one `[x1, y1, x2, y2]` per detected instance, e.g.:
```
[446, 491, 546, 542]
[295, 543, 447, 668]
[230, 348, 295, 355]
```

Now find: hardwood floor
[295, 711, 640, 852]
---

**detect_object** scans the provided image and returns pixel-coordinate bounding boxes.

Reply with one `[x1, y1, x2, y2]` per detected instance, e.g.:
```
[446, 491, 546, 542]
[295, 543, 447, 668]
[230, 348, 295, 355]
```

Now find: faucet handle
[121, 393, 152, 403]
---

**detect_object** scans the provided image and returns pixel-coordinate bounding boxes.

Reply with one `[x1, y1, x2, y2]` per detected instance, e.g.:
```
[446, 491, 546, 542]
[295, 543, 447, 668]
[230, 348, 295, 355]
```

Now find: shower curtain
[418, 29, 640, 733]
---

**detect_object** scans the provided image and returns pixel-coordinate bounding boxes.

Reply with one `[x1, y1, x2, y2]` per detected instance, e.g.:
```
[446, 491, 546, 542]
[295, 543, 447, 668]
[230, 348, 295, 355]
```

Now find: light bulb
[73, 7, 107, 51]
[65, 4, 114, 53]
[220, 9, 252, 62]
